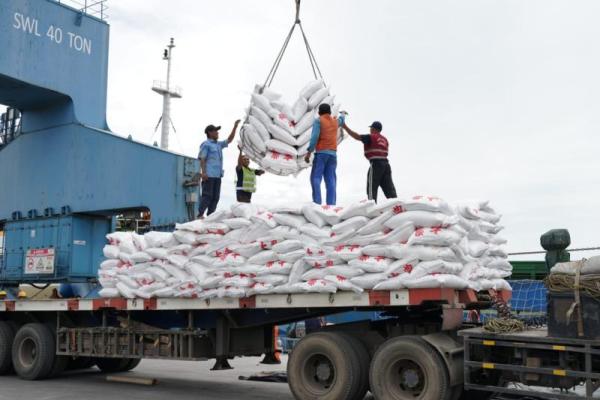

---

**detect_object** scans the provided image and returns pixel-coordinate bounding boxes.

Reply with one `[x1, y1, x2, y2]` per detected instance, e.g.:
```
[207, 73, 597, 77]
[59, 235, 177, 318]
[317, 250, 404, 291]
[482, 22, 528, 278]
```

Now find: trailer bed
[0, 288, 493, 312]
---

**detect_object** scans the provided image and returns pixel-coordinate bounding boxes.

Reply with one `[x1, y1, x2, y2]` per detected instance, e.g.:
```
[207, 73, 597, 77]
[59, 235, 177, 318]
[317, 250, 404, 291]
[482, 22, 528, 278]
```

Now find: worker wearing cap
[198, 120, 240, 218]
[235, 145, 265, 203]
[342, 121, 397, 202]
[304, 104, 345, 205]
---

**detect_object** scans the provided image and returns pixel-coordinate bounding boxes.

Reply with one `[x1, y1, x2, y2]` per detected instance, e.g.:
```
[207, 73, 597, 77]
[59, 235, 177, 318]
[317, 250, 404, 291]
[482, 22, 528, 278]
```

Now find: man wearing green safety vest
[236, 145, 265, 203]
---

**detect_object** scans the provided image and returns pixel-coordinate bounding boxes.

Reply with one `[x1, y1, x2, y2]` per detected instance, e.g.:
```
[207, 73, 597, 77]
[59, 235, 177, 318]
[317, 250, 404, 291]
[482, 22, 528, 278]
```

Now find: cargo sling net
[239, 0, 344, 176]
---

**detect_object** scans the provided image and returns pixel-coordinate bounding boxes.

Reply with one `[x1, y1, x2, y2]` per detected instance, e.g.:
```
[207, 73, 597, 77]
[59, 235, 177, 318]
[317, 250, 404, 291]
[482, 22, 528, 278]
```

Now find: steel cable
[261, 0, 324, 89]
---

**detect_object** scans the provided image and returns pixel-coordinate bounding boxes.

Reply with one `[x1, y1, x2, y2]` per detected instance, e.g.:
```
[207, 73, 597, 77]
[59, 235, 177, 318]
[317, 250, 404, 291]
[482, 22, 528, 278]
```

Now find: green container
[509, 261, 548, 280]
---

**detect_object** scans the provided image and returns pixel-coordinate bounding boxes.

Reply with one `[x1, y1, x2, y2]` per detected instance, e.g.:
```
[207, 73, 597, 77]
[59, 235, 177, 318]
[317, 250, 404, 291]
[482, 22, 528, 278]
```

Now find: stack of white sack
[550, 256, 600, 275]
[98, 197, 512, 299]
[451, 200, 512, 292]
[239, 80, 344, 176]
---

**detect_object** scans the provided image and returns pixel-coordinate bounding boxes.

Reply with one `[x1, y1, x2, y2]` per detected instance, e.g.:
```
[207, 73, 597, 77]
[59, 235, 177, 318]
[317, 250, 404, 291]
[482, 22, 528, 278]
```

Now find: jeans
[198, 177, 222, 217]
[310, 153, 337, 205]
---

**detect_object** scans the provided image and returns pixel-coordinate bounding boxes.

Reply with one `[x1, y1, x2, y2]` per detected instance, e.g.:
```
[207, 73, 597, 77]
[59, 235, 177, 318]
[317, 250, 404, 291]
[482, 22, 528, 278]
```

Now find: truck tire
[369, 336, 450, 400]
[67, 357, 96, 370]
[287, 332, 362, 400]
[96, 357, 141, 372]
[123, 358, 141, 371]
[337, 333, 370, 400]
[12, 323, 56, 380]
[48, 354, 68, 378]
[0, 321, 16, 375]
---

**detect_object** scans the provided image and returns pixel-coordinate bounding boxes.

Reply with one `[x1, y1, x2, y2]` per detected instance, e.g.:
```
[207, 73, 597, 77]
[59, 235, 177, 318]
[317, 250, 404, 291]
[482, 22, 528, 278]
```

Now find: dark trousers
[310, 153, 337, 205]
[367, 159, 397, 203]
[198, 178, 222, 217]
[236, 190, 253, 203]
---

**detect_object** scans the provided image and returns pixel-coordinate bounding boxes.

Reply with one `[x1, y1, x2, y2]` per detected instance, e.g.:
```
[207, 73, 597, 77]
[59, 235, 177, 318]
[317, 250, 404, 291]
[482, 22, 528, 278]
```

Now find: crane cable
[262, 0, 324, 89]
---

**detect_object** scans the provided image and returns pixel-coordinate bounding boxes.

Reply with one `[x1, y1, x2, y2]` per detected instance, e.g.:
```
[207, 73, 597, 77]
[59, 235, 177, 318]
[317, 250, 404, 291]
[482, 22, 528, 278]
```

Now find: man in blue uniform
[198, 120, 240, 218]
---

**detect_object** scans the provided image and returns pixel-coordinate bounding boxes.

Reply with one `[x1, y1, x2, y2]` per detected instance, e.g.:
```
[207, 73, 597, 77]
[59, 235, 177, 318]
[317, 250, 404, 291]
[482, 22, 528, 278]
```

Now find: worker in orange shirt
[304, 104, 345, 205]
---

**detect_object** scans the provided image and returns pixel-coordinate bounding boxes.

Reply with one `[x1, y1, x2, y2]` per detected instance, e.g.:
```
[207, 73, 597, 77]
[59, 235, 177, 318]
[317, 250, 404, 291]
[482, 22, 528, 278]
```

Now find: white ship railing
[54, 0, 109, 20]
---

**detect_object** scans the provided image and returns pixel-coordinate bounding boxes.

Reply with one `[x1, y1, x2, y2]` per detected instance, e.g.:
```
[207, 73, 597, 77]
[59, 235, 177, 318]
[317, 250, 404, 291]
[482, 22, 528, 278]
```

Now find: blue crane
[0, 0, 199, 290]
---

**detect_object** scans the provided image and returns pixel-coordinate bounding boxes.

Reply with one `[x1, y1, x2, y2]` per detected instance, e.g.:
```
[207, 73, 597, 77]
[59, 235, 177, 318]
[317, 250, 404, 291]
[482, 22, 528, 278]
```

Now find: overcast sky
[12, 0, 600, 259]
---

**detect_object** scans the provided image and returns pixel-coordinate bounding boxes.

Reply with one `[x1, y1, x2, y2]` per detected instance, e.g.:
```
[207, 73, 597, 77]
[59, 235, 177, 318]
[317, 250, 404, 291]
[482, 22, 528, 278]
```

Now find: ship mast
[152, 38, 181, 150]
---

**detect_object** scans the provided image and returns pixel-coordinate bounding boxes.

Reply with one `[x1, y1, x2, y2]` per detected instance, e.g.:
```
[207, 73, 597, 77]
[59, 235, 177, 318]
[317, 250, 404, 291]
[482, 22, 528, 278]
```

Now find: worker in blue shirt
[198, 120, 240, 218]
[304, 104, 345, 205]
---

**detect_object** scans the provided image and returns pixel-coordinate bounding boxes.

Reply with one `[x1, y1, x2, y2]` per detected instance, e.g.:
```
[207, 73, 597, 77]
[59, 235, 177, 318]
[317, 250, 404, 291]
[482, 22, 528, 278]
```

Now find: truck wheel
[48, 354, 68, 378]
[0, 321, 16, 375]
[369, 336, 450, 400]
[122, 358, 141, 371]
[12, 323, 56, 380]
[95, 358, 129, 373]
[67, 357, 96, 370]
[287, 332, 362, 400]
[338, 333, 370, 400]
[96, 357, 141, 372]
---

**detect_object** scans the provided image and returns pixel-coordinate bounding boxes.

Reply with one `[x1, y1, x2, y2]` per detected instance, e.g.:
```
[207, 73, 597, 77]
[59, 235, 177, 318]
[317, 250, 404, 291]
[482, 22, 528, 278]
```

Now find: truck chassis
[461, 327, 600, 399]
[0, 288, 508, 400]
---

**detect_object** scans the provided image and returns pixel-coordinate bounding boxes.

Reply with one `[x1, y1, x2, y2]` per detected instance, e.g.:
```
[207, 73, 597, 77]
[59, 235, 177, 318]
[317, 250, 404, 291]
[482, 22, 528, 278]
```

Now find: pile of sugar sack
[239, 79, 344, 176]
[98, 197, 512, 299]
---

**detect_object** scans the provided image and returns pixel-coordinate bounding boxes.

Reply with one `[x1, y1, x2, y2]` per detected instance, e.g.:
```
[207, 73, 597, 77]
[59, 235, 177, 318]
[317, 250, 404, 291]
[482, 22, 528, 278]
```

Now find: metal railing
[0, 108, 21, 149]
[151, 80, 183, 98]
[54, 0, 109, 20]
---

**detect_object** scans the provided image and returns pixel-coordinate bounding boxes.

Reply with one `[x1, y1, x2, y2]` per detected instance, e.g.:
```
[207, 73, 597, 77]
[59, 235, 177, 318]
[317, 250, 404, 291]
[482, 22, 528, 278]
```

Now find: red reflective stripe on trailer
[4, 301, 15, 312]
[239, 296, 256, 309]
[143, 298, 157, 310]
[92, 298, 127, 310]
[408, 288, 456, 306]
[459, 289, 478, 305]
[67, 299, 79, 311]
[368, 290, 391, 306]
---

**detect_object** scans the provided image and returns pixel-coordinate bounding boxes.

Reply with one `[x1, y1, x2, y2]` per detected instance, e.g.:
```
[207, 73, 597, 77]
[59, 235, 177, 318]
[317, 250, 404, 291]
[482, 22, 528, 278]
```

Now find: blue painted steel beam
[0, 124, 197, 226]
[0, 0, 109, 131]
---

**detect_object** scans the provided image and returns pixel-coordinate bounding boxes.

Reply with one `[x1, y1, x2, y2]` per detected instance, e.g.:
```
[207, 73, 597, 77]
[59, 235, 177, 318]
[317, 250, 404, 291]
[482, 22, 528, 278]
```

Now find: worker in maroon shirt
[342, 121, 397, 202]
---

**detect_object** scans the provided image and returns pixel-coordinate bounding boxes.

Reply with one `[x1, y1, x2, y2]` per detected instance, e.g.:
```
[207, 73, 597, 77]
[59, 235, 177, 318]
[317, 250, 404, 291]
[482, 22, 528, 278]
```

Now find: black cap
[204, 124, 221, 134]
[318, 103, 331, 115]
[369, 121, 383, 131]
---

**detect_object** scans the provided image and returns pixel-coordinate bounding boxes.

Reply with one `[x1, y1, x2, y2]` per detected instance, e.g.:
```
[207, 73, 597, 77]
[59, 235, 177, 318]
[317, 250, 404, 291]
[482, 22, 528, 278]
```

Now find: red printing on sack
[430, 226, 442, 234]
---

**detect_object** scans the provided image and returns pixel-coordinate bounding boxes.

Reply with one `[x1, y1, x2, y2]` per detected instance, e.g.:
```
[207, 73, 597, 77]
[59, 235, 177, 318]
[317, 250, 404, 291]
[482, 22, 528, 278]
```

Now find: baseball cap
[369, 121, 383, 131]
[318, 103, 331, 114]
[204, 124, 221, 134]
